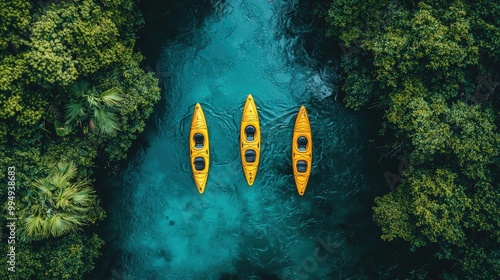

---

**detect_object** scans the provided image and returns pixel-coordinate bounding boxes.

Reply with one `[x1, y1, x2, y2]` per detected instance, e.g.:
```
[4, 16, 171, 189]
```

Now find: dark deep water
[90, 0, 435, 279]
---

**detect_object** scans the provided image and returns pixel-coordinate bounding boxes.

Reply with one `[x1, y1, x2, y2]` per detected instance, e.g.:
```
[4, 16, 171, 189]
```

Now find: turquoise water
[95, 0, 410, 279]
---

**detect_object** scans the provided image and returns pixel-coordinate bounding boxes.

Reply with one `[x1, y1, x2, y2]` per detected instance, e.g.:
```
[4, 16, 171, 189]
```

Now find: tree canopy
[0, 0, 160, 278]
[325, 0, 500, 278]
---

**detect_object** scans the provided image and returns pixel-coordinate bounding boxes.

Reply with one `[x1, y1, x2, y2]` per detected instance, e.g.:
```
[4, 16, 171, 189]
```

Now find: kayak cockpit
[297, 136, 308, 151]
[245, 125, 256, 141]
[297, 160, 308, 173]
[245, 149, 256, 163]
[194, 157, 206, 171]
[194, 133, 204, 148]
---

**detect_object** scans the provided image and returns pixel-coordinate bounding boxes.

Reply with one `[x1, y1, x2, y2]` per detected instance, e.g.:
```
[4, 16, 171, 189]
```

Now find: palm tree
[65, 80, 123, 136]
[21, 161, 97, 239]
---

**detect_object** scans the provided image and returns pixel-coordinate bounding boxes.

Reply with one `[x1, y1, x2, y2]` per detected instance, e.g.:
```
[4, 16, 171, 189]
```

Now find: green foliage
[0, 233, 104, 280]
[329, 1, 479, 109]
[373, 183, 419, 245]
[374, 168, 500, 277]
[25, 0, 126, 86]
[386, 79, 452, 162]
[65, 80, 123, 136]
[103, 55, 161, 160]
[325, 0, 389, 46]
[0, 143, 45, 196]
[0, 55, 26, 92]
[44, 139, 98, 175]
[54, 120, 72, 137]
[99, 0, 145, 39]
[375, 169, 499, 277]
[369, 2, 478, 88]
[341, 53, 379, 110]
[0, 0, 159, 277]
[41, 233, 104, 279]
[447, 102, 499, 180]
[20, 161, 103, 240]
[0, 86, 47, 140]
[0, 0, 31, 51]
[374, 168, 471, 247]
[411, 169, 469, 246]
[467, 1, 500, 63]
[325, 0, 500, 278]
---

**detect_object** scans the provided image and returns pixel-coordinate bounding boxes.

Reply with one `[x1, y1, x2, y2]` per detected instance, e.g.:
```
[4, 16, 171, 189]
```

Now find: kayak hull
[190, 103, 209, 193]
[240, 94, 261, 185]
[292, 106, 312, 195]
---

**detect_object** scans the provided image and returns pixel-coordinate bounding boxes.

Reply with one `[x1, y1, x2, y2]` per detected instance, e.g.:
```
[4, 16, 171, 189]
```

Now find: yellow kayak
[292, 106, 312, 195]
[240, 94, 260, 185]
[190, 103, 209, 193]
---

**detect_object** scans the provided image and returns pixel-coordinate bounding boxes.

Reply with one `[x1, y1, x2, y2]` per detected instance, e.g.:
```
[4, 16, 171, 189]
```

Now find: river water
[94, 0, 418, 279]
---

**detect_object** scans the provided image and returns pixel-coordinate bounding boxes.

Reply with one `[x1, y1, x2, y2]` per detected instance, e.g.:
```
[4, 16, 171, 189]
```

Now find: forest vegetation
[0, 0, 160, 278]
[321, 0, 499, 278]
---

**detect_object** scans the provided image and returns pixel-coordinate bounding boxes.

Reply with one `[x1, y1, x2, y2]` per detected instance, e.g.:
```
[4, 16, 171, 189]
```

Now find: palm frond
[22, 215, 46, 238]
[69, 181, 94, 204]
[56, 161, 77, 181]
[50, 172, 68, 189]
[66, 205, 92, 213]
[86, 94, 101, 108]
[70, 80, 90, 98]
[86, 86, 103, 108]
[49, 214, 66, 237]
[29, 204, 43, 215]
[63, 214, 86, 226]
[65, 102, 86, 125]
[94, 109, 119, 135]
[71, 191, 95, 206]
[100, 87, 124, 107]
[49, 214, 85, 237]
[55, 185, 78, 210]
[33, 178, 55, 196]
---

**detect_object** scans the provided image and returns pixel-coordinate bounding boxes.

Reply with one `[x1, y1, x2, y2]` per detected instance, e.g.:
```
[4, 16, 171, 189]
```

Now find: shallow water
[94, 0, 412, 279]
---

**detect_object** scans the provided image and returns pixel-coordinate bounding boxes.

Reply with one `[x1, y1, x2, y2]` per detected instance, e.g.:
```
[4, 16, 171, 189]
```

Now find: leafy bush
[324, 0, 500, 278]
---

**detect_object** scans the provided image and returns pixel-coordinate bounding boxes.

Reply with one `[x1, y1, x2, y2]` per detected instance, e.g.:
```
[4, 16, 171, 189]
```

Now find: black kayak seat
[245, 149, 256, 163]
[194, 157, 205, 171]
[245, 125, 255, 141]
[194, 133, 204, 148]
[297, 160, 307, 173]
[298, 136, 308, 151]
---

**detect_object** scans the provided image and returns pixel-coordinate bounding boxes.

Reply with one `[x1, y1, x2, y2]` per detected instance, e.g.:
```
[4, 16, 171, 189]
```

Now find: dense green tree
[447, 101, 499, 180]
[39, 233, 104, 279]
[374, 168, 499, 278]
[325, 0, 389, 47]
[25, 0, 126, 86]
[386, 78, 451, 162]
[0, 233, 104, 280]
[101, 54, 161, 160]
[0, 0, 31, 51]
[324, 0, 500, 278]
[341, 53, 380, 110]
[0, 0, 160, 278]
[374, 168, 470, 247]
[368, 2, 477, 90]
[466, 0, 500, 66]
